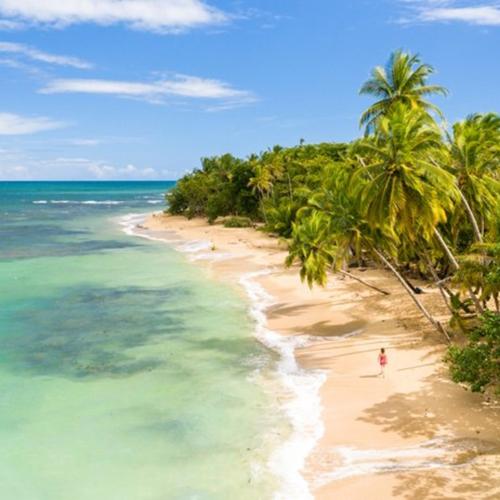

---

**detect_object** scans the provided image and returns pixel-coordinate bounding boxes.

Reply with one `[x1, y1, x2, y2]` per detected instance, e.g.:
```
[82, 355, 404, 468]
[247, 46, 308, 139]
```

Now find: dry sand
[144, 213, 500, 499]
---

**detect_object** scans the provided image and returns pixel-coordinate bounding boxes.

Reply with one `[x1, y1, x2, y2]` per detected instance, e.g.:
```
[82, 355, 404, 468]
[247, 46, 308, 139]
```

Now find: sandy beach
[143, 213, 500, 499]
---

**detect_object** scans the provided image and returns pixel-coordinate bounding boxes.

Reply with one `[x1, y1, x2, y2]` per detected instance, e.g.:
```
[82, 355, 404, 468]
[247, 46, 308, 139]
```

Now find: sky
[0, 0, 498, 180]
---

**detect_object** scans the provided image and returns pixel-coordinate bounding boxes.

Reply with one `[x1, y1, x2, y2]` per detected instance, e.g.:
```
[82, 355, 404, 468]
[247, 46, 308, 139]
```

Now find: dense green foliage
[167, 50, 499, 394]
[167, 154, 260, 223]
[447, 312, 500, 394]
[166, 143, 347, 227]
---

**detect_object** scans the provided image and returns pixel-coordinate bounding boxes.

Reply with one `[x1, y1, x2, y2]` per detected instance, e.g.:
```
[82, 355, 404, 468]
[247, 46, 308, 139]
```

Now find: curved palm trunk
[373, 248, 446, 335]
[458, 189, 483, 243]
[422, 251, 454, 342]
[433, 228, 460, 269]
[433, 228, 484, 314]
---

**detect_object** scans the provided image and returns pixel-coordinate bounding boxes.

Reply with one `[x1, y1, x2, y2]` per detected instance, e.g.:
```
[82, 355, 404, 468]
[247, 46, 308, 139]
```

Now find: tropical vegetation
[166, 50, 500, 396]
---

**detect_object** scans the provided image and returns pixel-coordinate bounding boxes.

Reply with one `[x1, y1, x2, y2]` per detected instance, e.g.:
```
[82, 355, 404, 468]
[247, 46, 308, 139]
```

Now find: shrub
[223, 216, 253, 228]
[446, 312, 500, 395]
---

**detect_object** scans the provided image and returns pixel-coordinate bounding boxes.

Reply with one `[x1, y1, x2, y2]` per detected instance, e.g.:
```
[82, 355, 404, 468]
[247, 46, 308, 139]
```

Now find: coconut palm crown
[352, 104, 458, 243]
[360, 50, 448, 134]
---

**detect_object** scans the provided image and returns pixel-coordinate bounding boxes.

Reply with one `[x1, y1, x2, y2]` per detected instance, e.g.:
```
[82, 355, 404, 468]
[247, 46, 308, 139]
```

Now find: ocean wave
[33, 200, 124, 205]
[118, 213, 183, 245]
[240, 271, 326, 500]
[81, 200, 124, 205]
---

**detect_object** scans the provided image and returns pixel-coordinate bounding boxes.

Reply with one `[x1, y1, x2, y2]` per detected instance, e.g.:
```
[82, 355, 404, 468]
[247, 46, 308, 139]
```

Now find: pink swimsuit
[379, 354, 387, 366]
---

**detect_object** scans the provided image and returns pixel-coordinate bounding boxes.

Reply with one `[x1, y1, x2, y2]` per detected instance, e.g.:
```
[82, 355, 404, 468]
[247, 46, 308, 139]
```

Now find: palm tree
[446, 113, 500, 243]
[353, 104, 458, 243]
[360, 50, 448, 134]
[350, 105, 459, 333]
[248, 161, 273, 223]
[285, 211, 337, 287]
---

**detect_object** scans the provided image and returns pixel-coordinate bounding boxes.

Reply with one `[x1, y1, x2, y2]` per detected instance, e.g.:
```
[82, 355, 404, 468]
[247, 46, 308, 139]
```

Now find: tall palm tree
[360, 50, 448, 134]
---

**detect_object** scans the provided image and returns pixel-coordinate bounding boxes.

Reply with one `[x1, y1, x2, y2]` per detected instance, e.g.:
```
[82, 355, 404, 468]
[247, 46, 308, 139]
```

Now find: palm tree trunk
[458, 189, 483, 243]
[373, 248, 445, 334]
[260, 200, 268, 224]
[433, 228, 484, 314]
[422, 252, 454, 342]
[433, 228, 459, 270]
[338, 270, 390, 295]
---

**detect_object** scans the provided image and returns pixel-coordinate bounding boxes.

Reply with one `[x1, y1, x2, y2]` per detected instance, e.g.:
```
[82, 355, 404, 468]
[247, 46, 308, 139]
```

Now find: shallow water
[0, 182, 284, 499]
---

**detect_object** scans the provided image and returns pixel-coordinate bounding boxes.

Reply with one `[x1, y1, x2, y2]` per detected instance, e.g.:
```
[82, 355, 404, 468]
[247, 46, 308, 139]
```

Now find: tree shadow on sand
[358, 370, 500, 498]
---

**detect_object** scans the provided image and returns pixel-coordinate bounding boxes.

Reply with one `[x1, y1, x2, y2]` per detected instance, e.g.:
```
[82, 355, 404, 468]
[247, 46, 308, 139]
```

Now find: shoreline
[135, 213, 500, 499]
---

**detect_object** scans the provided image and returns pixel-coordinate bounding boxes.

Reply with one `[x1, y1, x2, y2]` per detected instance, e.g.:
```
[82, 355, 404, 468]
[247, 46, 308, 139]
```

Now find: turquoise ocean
[0, 182, 297, 500]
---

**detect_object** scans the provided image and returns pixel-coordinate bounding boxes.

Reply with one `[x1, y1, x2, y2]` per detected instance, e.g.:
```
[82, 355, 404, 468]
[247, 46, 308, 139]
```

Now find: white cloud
[0, 153, 162, 180]
[0, 0, 227, 32]
[0, 164, 29, 179]
[0, 18, 23, 30]
[39, 75, 256, 106]
[0, 112, 65, 135]
[420, 5, 500, 25]
[0, 41, 92, 68]
[68, 138, 102, 146]
[400, 1, 500, 26]
[87, 162, 157, 179]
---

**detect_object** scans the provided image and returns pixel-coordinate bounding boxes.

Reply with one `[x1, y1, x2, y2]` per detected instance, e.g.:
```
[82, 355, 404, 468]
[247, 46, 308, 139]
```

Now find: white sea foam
[119, 213, 158, 240]
[33, 200, 124, 205]
[240, 271, 327, 500]
[118, 213, 187, 249]
[81, 200, 123, 205]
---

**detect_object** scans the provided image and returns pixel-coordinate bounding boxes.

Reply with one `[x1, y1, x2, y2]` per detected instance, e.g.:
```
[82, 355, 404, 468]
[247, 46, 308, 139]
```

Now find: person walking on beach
[378, 348, 388, 377]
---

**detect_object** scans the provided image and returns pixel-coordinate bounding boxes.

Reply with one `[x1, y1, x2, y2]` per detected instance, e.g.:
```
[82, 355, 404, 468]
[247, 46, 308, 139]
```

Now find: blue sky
[0, 0, 498, 180]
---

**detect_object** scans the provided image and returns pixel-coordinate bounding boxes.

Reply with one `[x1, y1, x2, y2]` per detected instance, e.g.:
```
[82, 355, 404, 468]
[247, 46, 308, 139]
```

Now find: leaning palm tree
[360, 50, 448, 134]
[351, 104, 459, 332]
